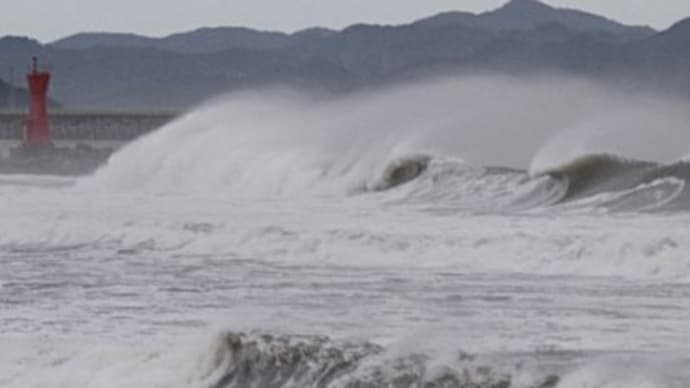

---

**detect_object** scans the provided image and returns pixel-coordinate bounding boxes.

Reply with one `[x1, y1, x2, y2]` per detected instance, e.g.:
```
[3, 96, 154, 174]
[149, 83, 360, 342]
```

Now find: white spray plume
[83, 75, 690, 196]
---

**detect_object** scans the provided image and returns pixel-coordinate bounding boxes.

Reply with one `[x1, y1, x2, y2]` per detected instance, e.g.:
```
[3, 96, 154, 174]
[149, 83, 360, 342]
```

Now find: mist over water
[5, 75, 690, 387]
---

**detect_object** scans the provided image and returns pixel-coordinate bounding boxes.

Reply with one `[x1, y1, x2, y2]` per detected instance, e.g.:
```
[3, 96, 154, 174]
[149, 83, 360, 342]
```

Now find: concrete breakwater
[0, 110, 177, 141]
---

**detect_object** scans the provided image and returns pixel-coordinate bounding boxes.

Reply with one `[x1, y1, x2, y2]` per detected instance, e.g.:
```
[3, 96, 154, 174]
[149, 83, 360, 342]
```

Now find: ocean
[2, 77, 690, 387]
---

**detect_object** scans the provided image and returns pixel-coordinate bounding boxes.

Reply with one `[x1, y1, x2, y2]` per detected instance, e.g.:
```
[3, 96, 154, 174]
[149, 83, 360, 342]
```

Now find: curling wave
[377, 152, 690, 213]
[81, 92, 690, 212]
[373, 155, 431, 191]
[537, 154, 690, 211]
[17, 331, 688, 388]
[198, 332, 560, 388]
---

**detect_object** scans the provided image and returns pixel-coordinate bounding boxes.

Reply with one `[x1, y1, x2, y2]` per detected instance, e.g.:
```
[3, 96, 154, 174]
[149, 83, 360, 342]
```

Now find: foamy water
[2, 77, 690, 387]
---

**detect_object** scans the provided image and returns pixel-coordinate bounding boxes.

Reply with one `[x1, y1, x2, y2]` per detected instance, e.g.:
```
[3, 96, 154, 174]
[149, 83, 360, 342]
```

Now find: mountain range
[0, 0, 688, 109]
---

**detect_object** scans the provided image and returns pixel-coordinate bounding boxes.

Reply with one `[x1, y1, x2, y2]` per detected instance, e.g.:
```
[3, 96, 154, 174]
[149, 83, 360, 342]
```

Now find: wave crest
[373, 155, 431, 191]
[204, 332, 556, 388]
[537, 154, 653, 202]
[537, 154, 690, 211]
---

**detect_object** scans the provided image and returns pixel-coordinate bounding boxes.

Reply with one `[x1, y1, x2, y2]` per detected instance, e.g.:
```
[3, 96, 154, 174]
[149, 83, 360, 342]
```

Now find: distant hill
[415, 0, 654, 41]
[0, 78, 26, 109]
[632, 17, 690, 56]
[3, 0, 690, 109]
[52, 0, 653, 54]
[51, 32, 156, 51]
[52, 27, 340, 54]
[52, 27, 296, 53]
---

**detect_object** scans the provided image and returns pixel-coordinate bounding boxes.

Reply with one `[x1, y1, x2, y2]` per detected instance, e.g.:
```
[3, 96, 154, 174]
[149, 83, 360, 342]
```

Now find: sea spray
[82, 75, 690, 197]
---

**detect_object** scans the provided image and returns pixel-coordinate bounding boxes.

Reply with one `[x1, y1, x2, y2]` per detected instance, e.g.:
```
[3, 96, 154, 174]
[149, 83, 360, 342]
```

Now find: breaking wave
[199, 332, 554, 388]
[83, 93, 439, 197]
[358, 152, 690, 213]
[373, 155, 431, 191]
[86, 123, 690, 212]
[205, 331, 689, 388]
[82, 81, 690, 213]
[371, 152, 690, 213]
[535, 154, 690, 212]
[8, 331, 685, 388]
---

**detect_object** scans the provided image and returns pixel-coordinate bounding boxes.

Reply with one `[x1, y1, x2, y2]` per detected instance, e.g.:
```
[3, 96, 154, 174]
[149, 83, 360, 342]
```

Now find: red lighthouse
[25, 57, 52, 148]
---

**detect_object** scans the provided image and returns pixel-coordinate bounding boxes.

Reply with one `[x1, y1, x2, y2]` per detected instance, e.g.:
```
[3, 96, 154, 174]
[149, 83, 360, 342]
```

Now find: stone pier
[0, 110, 178, 141]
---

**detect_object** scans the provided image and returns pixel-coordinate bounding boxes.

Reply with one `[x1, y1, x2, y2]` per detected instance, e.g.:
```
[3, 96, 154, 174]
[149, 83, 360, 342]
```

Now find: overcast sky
[3, 0, 690, 43]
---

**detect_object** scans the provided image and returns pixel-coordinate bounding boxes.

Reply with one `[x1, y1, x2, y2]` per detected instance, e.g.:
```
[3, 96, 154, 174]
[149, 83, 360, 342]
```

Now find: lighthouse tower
[24, 57, 52, 148]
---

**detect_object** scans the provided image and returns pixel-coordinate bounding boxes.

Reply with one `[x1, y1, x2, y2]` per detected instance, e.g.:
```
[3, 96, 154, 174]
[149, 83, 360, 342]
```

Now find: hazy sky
[3, 0, 690, 43]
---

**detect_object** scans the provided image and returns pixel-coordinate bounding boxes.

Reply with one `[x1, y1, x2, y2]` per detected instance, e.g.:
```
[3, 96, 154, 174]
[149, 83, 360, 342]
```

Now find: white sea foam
[558, 357, 680, 388]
